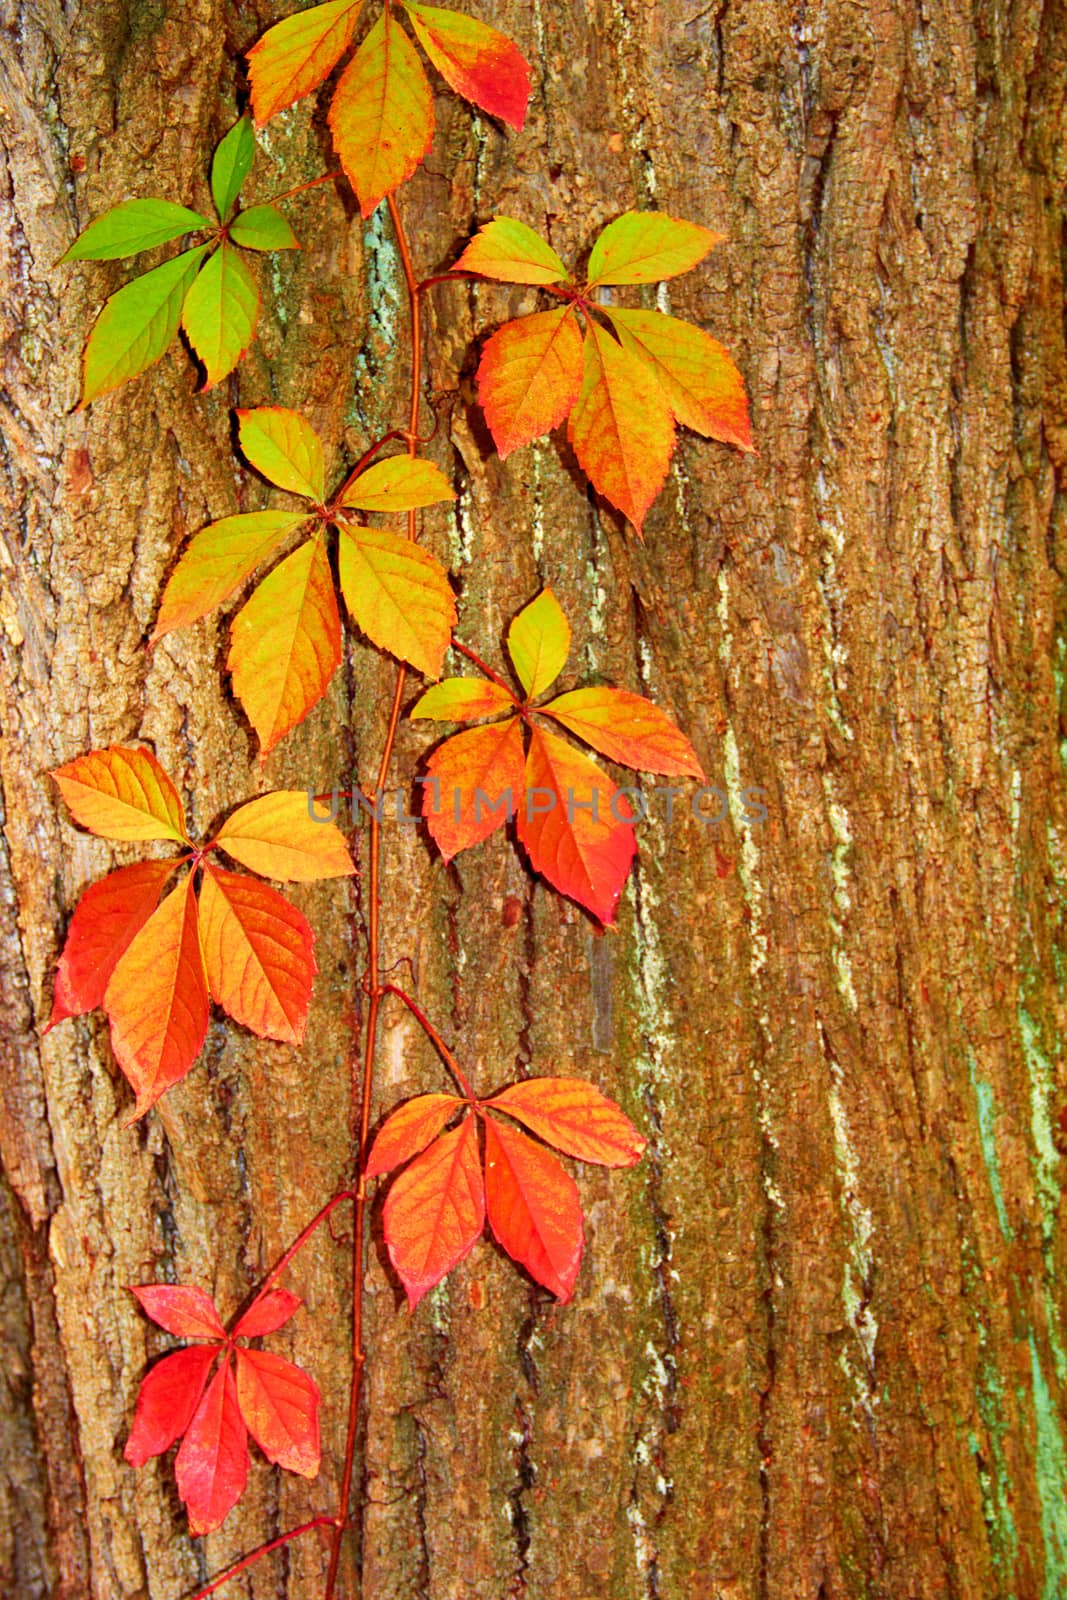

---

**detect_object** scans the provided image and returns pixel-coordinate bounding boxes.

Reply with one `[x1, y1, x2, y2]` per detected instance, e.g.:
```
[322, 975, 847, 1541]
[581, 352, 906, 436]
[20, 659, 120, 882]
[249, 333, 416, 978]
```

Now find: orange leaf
[507, 587, 570, 701]
[52, 745, 188, 844]
[382, 1113, 485, 1308]
[542, 686, 704, 777]
[152, 511, 307, 642]
[605, 308, 752, 451]
[237, 407, 326, 500]
[228, 534, 342, 755]
[234, 1347, 321, 1477]
[125, 1346, 218, 1468]
[366, 1092, 464, 1178]
[486, 1077, 647, 1167]
[410, 677, 517, 722]
[454, 216, 568, 285]
[130, 1284, 227, 1340]
[198, 865, 317, 1044]
[104, 874, 210, 1116]
[422, 715, 525, 860]
[336, 520, 455, 677]
[248, 0, 364, 125]
[175, 1359, 249, 1536]
[568, 319, 675, 533]
[402, 1, 530, 129]
[476, 308, 583, 459]
[585, 210, 723, 287]
[48, 859, 177, 1026]
[215, 792, 355, 881]
[483, 1115, 583, 1301]
[515, 725, 636, 925]
[329, 9, 434, 218]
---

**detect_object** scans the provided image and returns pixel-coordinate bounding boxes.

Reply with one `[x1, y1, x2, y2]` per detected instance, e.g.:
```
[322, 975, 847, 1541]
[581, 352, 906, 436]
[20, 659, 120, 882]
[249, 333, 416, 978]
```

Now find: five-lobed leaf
[151, 510, 308, 641]
[586, 210, 723, 286]
[476, 307, 584, 459]
[47, 859, 178, 1027]
[402, 1, 530, 129]
[216, 792, 355, 882]
[181, 242, 261, 389]
[329, 8, 434, 218]
[52, 745, 189, 844]
[483, 1114, 583, 1301]
[229, 203, 300, 253]
[507, 586, 570, 701]
[211, 115, 256, 221]
[198, 864, 317, 1044]
[80, 245, 208, 405]
[238, 407, 326, 502]
[337, 520, 456, 678]
[454, 216, 568, 285]
[249, 0, 364, 125]
[543, 686, 704, 777]
[62, 199, 210, 262]
[383, 1113, 485, 1308]
[487, 1078, 647, 1167]
[568, 318, 675, 533]
[606, 308, 752, 451]
[340, 455, 455, 512]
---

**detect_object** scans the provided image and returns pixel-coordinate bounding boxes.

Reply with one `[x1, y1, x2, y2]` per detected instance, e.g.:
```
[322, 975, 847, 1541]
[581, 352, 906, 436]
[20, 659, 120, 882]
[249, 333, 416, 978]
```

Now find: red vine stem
[450, 636, 520, 701]
[381, 983, 477, 1101]
[185, 1517, 339, 1600]
[322, 188, 423, 1600]
[239, 1189, 356, 1320]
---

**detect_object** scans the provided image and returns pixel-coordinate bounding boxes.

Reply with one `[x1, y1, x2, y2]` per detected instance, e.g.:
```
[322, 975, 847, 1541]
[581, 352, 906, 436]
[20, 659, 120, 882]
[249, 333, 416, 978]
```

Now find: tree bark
[2, 0, 1066, 1596]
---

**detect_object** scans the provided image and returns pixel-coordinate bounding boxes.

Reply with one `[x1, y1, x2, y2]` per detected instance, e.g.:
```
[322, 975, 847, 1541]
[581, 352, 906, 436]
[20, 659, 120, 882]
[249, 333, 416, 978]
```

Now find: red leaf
[422, 716, 525, 860]
[198, 865, 317, 1045]
[541, 686, 704, 777]
[382, 1113, 485, 1308]
[366, 1092, 464, 1178]
[235, 1347, 321, 1477]
[130, 1284, 226, 1340]
[233, 1288, 303, 1340]
[475, 308, 583, 459]
[48, 859, 177, 1027]
[402, 1, 530, 129]
[482, 1115, 583, 1301]
[515, 725, 636, 924]
[486, 1078, 647, 1167]
[125, 1346, 218, 1467]
[175, 1359, 249, 1536]
[104, 874, 211, 1117]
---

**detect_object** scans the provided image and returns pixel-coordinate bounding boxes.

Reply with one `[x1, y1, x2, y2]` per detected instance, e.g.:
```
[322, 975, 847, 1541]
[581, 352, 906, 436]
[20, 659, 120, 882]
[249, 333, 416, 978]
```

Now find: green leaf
[229, 204, 299, 252]
[454, 217, 568, 285]
[152, 511, 308, 641]
[211, 115, 256, 221]
[236, 408, 325, 501]
[61, 199, 211, 262]
[80, 246, 209, 405]
[507, 588, 570, 700]
[181, 243, 260, 389]
[585, 211, 723, 287]
[340, 456, 455, 512]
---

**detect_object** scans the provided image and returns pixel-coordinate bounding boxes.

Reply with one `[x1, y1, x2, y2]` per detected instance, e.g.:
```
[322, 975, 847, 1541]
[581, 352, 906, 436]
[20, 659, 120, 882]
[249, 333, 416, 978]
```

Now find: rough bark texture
[2, 0, 1067, 1596]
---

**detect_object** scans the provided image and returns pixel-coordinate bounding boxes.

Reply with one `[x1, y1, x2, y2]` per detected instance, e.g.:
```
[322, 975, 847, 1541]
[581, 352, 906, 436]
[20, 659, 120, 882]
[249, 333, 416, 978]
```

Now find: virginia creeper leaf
[340, 456, 455, 512]
[48, 859, 178, 1027]
[151, 510, 308, 641]
[543, 687, 704, 777]
[585, 210, 723, 287]
[234, 1348, 321, 1476]
[507, 587, 570, 701]
[198, 865, 317, 1044]
[515, 725, 636, 925]
[130, 1284, 227, 1340]
[454, 216, 568, 285]
[181, 242, 260, 389]
[52, 745, 189, 844]
[487, 1078, 647, 1167]
[402, 1, 530, 129]
[249, 0, 364, 125]
[366, 1093, 464, 1178]
[232, 1289, 303, 1339]
[228, 204, 300, 252]
[483, 1115, 583, 1301]
[125, 1346, 218, 1468]
[605, 308, 752, 451]
[410, 678, 516, 722]
[476, 307, 583, 458]
[211, 115, 255, 221]
[62, 199, 210, 262]
[337, 520, 456, 678]
[422, 715, 525, 860]
[237, 407, 326, 501]
[215, 792, 355, 882]
[175, 1360, 249, 1536]
[228, 534, 342, 755]
[80, 245, 208, 405]
[568, 319, 675, 533]
[383, 1113, 485, 1308]
[329, 9, 434, 218]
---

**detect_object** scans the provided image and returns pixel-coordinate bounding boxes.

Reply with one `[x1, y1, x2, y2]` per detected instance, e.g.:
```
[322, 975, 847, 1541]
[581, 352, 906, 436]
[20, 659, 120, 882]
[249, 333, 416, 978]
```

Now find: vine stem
[322, 189, 423, 1600]
[381, 983, 477, 1101]
[185, 1517, 340, 1600]
[450, 636, 521, 702]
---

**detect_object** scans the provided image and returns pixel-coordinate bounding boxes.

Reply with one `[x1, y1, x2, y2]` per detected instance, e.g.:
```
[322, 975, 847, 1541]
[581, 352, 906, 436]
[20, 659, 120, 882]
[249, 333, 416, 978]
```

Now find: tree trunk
[2, 0, 1066, 1596]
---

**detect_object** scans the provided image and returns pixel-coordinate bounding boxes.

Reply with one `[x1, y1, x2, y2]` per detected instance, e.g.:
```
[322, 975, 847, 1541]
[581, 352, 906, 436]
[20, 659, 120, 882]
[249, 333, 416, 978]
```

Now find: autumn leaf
[585, 210, 723, 286]
[422, 715, 525, 860]
[454, 216, 569, 285]
[198, 864, 317, 1044]
[486, 1078, 646, 1167]
[80, 245, 208, 405]
[402, 1, 530, 129]
[568, 319, 675, 533]
[483, 1114, 583, 1301]
[235, 1348, 321, 1476]
[181, 242, 261, 389]
[151, 510, 308, 641]
[104, 874, 211, 1117]
[48, 859, 178, 1027]
[507, 586, 570, 700]
[329, 8, 434, 218]
[211, 115, 255, 222]
[52, 745, 189, 844]
[228, 533, 342, 755]
[476, 307, 584, 458]
[542, 686, 704, 777]
[337, 520, 455, 677]
[410, 677, 517, 722]
[125, 1346, 218, 1468]
[339, 455, 455, 512]
[515, 724, 636, 925]
[237, 407, 326, 502]
[175, 1361, 250, 1536]
[130, 1284, 228, 1340]
[229, 204, 300, 253]
[382, 1113, 485, 1308]
[61, 199, 210, 262]
[249, 0, 365, 125]
[215, 792, 355, 882]
[605, 308, 752, 451]
[232, 1289, 303, 1339]
[366, 1092, 464, 1177]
